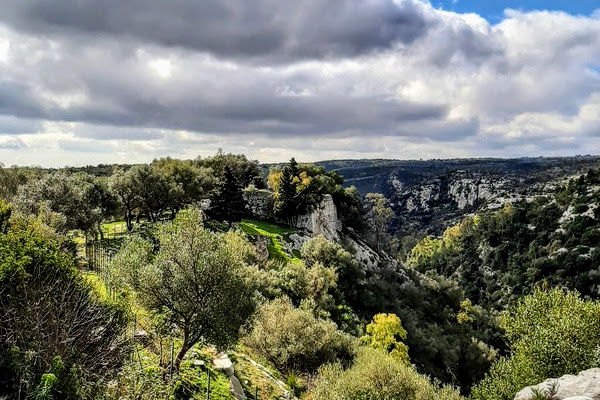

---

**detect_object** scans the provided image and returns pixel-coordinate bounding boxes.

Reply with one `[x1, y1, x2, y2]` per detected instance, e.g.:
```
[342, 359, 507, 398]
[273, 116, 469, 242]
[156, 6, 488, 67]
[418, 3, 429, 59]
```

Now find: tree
[301, 235, 363, 329]
[130, 164, 176, 222]
[471, 288, 600, 400]
[0, 215, 128, 399]
[14, 171, 104, 234]
[361, 313, 409, 363]
[80, 175, 120, 240]
[151, 157, 216, 213]
[274, 158, 302, 225]
[0, 200, 11, 234]
[110, 208, 257, 372]
[365, 193, 395, 252]
[196, 150, 264, 189]
[110, 168, 141, 232]
[208, 165, 246, 225]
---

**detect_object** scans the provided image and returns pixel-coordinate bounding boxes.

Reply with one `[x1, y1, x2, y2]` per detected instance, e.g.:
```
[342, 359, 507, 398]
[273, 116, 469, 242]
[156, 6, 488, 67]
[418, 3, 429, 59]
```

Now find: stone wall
[243, 188, 274, 220]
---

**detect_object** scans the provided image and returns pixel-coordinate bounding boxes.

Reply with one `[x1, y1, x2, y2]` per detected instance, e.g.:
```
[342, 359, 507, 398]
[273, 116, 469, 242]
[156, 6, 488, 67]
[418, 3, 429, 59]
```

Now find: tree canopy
[110, 208, 257, 371]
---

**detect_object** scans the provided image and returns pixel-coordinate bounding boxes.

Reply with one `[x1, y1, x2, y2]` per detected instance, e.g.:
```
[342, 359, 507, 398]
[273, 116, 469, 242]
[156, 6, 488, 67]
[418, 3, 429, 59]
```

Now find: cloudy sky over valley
[0, 0, 599, 166]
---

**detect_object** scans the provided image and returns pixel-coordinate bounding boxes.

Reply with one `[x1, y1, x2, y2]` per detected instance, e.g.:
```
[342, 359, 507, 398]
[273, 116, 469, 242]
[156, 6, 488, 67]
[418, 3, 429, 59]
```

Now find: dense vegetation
[1, 154, 599, 400]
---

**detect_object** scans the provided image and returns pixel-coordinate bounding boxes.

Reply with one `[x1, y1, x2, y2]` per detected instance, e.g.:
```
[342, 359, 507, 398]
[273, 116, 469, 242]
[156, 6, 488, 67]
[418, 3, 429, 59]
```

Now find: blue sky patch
[436, 0, 599, 23]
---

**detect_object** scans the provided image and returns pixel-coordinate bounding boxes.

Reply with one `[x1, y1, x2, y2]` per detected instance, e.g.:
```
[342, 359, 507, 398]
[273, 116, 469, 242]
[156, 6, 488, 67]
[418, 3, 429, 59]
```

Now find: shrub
[309, 347, 463, 400]
[470, 288, 600, 400]
[0, 219, 128, 399]
[244, 298, 355, 374]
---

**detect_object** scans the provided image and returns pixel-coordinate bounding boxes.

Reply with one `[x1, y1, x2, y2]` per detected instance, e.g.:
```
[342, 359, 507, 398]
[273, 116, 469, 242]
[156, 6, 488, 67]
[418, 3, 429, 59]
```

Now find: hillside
[318, 156, 600, 236]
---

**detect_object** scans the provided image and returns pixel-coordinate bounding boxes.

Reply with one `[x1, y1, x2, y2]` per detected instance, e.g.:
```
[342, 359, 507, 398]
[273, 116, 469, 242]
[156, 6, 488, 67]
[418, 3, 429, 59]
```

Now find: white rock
[514, 369, 600, 400]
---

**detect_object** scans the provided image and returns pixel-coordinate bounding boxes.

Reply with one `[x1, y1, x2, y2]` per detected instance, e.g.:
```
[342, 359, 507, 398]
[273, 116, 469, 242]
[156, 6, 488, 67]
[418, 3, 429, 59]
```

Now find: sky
[0, 0, 599, 167]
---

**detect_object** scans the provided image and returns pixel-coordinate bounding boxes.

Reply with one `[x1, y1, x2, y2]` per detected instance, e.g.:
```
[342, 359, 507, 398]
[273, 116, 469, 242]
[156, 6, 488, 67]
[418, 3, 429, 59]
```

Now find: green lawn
[240, 219, 299, 262]
[101, 220, 128, 237]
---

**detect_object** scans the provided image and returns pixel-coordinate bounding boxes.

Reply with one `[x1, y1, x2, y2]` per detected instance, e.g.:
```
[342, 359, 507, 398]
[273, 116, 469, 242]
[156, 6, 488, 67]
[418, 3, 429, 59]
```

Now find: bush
[0, 219, 129, 399]
[244, 298, 355, 374]
[470, 288, 600, 400]
[309, 347, 463, 400]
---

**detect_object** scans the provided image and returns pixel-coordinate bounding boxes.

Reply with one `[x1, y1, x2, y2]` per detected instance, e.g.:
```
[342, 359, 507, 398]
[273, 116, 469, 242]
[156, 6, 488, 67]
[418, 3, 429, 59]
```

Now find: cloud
[0, 0, 435, 63]
[0, 136, 26, 149]
[0, 2, 599, 166]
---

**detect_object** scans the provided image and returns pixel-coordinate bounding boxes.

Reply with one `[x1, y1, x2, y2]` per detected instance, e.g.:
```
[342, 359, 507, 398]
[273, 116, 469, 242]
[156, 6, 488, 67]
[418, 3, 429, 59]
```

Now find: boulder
[213, 353, 245, 400]
[514, 368, 600, 400]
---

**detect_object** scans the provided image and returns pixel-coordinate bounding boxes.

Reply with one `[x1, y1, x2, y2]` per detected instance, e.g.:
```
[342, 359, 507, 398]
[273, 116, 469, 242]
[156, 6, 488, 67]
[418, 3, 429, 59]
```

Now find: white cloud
[0, 1, 599, 166]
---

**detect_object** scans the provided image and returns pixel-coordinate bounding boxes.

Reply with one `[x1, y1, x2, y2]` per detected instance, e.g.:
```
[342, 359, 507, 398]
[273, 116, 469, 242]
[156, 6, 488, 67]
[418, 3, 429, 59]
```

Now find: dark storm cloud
[0, 35, 456, 141]
[0, 81, 47, 120]
[0, 115, 43, 135]
[0, 0, 432, 62]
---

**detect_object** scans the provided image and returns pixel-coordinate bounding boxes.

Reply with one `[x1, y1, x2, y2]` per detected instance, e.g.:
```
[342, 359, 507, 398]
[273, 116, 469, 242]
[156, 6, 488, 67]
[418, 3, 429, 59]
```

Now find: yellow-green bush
[309, 347, 463, 400]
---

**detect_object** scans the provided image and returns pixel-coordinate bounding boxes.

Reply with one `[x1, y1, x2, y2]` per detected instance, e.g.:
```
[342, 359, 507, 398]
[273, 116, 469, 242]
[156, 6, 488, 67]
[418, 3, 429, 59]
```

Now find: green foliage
[470, 288, 600, 400]
[113, 350, 232, 400]
[528, 381, 559, 400]
[365, 193, 395, 252]
[244, 298, 356, 374]
[361, 313, 409, 363]
[309, 347, 463, 400]
[196, 150, 264, 189]
[14, 171, 110, 234]
[301, 235, 363, 329]
[349, 263, 500, 392]
[208, 165, 246, 224]
[111, 208, 257, 371]
[0, 219, 128, 399]
[0, 200, 11, 233]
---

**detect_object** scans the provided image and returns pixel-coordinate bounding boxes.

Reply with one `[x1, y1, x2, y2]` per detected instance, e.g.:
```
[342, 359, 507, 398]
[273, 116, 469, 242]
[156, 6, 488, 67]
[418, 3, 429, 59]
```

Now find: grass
[240, 219, 296, 236]
[230, 350, 291, 400]
[101, 220, 128, 237]
[240, 219, 299, 262]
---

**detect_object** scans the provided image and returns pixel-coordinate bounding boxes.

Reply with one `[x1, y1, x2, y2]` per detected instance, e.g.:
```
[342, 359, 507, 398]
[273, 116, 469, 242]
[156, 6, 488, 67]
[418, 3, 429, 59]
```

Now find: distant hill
[316, 156, 600, 236]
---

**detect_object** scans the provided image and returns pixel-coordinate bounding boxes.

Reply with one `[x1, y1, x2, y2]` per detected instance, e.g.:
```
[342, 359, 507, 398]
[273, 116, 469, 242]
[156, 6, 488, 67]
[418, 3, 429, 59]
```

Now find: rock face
[514, 368, 600, 400]
[244, 189, 343, 242]
[243, 188, 274, 220]
[295, 194, 342, 241]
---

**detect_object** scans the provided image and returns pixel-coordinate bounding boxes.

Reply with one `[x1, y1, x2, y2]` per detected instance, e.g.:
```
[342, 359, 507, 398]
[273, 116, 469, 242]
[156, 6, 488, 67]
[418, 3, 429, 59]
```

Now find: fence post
[206, 370, 211, 400]
[169, 340, 174, 379]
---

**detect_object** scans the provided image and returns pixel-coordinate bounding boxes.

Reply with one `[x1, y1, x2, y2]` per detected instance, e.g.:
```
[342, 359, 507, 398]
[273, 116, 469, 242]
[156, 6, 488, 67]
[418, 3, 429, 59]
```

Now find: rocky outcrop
[514, 369, 600, 400]
[388, 170, 546, 236]
[295, 194, 342, 242]
[244, 189, 343, 243]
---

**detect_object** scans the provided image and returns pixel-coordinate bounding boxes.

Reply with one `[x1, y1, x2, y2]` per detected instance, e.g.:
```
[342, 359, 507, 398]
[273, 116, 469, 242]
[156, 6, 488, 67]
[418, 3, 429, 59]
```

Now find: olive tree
[110, 208, 257, 371]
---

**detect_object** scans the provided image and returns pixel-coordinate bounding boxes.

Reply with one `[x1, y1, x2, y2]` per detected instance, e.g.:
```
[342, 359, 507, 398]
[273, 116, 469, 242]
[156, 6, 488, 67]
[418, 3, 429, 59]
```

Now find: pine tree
[275, 158, 301, 225]
[209, 165, 246, 225]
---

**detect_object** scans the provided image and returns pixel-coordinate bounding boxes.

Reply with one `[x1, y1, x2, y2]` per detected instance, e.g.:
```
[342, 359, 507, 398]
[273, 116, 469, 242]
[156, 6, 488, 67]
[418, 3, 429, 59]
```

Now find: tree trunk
[173, 331, 193, 373]
[125, 207, 133, 232]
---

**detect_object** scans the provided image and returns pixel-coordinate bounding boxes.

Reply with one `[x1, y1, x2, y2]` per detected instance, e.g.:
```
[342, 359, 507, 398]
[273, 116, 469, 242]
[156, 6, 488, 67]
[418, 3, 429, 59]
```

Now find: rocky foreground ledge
[514, 368, 600, 400]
